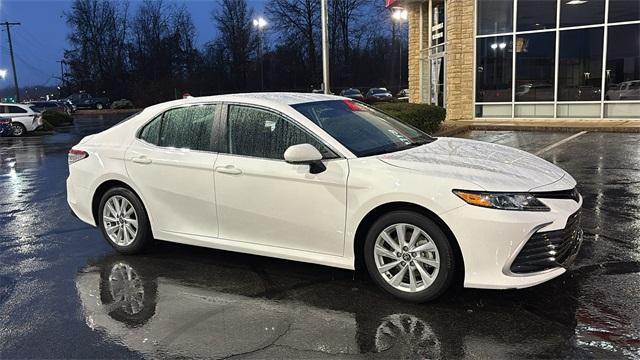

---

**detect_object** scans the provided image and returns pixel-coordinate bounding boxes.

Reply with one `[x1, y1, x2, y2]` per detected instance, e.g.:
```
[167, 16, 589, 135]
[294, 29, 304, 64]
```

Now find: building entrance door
[428, 0, 446, 108]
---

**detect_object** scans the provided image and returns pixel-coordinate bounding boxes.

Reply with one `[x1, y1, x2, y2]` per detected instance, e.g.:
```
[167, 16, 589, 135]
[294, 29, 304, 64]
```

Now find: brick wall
[407, 2, 428, 104]
[445, 0, 475, 121]
[406, 0, 475, 121]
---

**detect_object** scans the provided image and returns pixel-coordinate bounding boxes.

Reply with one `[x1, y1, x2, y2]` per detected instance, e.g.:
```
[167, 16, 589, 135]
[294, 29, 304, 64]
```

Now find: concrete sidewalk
[436, 118, 640, 136]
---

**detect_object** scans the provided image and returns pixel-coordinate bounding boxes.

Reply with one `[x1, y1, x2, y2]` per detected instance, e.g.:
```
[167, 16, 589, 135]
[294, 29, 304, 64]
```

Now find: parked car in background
[606, 80, 640, 100]
[110, 99, 135, 109]
[0, 103, 43, 137]
[57, 99, 77, 113]
[340, 88, 365, 102]
[396, 89, 409, 102]
[68, 93, 582, 302]
[66, 92, 110, 110]
[0, 117, 12, 137]
[365, 88, 393, 103]
[27, 101, 69, 115]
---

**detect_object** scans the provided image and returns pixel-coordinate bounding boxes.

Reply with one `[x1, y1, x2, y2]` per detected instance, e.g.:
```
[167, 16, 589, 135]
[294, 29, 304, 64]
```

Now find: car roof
[0, 103, 30, 107]
[142, 92, 346, 115]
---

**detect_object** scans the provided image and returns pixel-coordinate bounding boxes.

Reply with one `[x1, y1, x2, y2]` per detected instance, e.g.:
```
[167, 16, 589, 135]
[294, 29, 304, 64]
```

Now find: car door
[125, 104, 220, 238]
[213, 104, 349, 256]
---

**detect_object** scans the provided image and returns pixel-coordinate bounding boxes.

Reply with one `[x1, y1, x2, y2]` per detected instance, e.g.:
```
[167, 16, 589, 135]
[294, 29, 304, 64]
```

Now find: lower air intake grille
[510, 211, 582, 274]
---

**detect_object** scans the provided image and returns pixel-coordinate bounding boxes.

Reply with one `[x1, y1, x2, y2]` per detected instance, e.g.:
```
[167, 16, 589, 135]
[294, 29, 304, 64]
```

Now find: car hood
[378, 137, 575, 192]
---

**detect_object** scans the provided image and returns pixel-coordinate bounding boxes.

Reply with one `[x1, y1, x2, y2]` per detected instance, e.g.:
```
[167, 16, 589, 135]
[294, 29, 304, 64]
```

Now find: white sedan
[67, 93, 583, 302]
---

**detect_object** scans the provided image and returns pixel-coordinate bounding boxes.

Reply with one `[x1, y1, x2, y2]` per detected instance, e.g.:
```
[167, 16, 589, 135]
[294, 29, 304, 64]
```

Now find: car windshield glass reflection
[291, 100, 435, 157]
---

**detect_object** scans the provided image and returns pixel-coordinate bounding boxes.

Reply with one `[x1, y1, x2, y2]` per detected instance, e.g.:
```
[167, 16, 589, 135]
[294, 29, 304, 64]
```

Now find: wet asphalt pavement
[0, 116, 639, 359]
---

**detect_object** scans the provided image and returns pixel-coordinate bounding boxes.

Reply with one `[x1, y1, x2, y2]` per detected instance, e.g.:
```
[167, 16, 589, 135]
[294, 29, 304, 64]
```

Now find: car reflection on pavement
[75, 245, 586, 359]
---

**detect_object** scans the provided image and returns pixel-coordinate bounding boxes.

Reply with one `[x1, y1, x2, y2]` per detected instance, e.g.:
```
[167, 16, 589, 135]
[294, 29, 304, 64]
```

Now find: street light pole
[252, 17, 267, 91]
[391, 7, 407, 94]
[321, 0, 330, 94]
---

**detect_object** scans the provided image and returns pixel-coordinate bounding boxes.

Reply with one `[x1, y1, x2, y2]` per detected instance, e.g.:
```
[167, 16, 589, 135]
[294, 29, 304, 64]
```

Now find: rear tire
[364, 210, 455, 302]
[98, 187, 152, 254]
[11, 122, 26, 137]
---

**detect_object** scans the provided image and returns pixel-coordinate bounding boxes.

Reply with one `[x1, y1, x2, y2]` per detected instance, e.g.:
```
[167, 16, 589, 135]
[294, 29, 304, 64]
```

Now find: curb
[435, 123, 640, 135]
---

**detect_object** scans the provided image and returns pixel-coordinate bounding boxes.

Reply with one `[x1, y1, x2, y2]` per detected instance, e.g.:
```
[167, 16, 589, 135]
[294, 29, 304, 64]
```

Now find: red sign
[385, 0, 399, 7]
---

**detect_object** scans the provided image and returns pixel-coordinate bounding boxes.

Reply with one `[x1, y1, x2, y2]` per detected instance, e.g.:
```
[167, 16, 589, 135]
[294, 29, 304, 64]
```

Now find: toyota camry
[67, 93, 583, 302]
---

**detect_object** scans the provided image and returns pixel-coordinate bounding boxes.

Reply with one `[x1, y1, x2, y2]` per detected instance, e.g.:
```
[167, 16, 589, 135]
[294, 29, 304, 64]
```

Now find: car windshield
[371, 89, 387, 94]
[291, 100, 435, 157]
[343, 89, 360, 95]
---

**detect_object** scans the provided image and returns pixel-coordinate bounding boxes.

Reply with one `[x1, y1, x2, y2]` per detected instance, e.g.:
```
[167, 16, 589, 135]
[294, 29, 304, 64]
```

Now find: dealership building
[387, 0, 640, 121]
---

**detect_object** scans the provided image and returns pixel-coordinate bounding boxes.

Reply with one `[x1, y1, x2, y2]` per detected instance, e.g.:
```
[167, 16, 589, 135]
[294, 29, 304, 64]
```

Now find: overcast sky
[0, 0, 268, 87]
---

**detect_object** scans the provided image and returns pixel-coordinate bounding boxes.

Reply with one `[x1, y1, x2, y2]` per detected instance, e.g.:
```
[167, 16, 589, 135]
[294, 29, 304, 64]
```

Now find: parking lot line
[534, 131, 588, 156]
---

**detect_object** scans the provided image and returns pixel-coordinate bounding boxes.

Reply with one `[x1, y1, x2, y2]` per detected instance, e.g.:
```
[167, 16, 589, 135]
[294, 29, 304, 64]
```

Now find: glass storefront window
[515, 32, 555, 101]
[608, 0, 640, 24]
[560, 0, 605, 27]
[517, 0, 556, 31]
[605, 24, 640, 101]
[557, 27, 604, 101]
[475, 0, 640, 118]
[476, 36, 513, 102]
[478, 0, 513, 35]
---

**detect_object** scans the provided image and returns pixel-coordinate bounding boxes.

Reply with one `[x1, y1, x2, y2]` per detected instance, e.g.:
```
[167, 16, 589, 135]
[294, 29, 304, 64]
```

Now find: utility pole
[57, 60, 65, 86]
[2, 22, 21, 102]
[320, 0, 330, 94]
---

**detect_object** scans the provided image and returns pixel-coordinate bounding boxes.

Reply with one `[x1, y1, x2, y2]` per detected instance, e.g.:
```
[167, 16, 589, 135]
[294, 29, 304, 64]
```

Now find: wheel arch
[353, 201, 465, 284]
[91, 179, 152, 231]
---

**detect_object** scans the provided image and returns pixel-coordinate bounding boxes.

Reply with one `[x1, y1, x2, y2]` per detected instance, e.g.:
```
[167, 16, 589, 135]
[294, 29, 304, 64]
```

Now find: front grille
[510, 211, 582, 274]
[531, 187, 580, 202]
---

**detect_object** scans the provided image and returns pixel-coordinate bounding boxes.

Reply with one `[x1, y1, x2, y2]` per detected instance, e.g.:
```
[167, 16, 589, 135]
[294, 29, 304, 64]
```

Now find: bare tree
[213, 0, 256, 90]
[266, 0, 320, 86]
[65, 0, 129, 97]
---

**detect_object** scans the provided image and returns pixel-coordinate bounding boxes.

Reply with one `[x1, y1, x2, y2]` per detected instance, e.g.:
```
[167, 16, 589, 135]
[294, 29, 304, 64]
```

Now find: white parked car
[0, 103, 43, 136]
[67, 93, 583, 302]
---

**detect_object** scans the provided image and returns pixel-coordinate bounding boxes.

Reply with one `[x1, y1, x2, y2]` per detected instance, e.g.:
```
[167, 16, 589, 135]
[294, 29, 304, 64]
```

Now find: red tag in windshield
[342, 99, 363, 111]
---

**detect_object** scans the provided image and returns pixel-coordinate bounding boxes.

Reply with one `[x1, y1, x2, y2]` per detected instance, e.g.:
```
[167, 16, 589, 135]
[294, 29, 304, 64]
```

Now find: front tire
[98, 187, 152, 254]
[95, 103, 104, 110]
[364, 211, 455, 302]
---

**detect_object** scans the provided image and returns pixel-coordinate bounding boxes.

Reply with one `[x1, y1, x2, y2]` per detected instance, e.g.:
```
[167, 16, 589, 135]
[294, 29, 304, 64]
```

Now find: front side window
[226, 105, 334, 160]
[139, 105, 216, 151]
[292, 100, 434, 157]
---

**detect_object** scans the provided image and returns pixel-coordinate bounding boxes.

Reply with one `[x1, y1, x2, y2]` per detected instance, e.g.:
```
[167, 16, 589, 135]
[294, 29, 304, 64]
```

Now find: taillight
[68, 149, 88, 165]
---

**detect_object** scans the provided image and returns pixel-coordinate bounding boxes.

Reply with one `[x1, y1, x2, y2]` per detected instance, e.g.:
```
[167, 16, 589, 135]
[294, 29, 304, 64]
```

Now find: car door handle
[215, 165, 243, 175]
[131, 156, 152, 165]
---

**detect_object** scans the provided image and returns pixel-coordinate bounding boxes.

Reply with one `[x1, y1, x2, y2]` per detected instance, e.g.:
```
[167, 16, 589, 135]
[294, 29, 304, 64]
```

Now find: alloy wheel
[108, 262, 145, 315]
[103, 195, 139, 246]
[373, 223, 440, 293]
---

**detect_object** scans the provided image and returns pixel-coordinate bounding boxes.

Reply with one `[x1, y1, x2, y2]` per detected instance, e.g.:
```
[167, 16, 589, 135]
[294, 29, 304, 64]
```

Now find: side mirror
[284, 144, 326, 174]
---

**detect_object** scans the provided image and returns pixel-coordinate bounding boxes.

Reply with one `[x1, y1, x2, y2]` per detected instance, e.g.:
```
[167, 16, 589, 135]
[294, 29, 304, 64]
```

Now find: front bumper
[440, 197, 582, 289]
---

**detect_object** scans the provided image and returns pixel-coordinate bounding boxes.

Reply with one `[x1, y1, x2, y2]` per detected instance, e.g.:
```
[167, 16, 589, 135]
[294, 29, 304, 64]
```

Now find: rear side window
[140, 115, 162, 144]
[5, 106, 27, 114]
[139, 104, 216, 151]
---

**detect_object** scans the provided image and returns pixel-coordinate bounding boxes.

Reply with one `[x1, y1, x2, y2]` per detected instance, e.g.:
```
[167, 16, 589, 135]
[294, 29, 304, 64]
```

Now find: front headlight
[453, 190, 550, 212]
